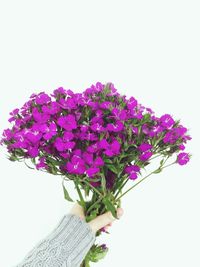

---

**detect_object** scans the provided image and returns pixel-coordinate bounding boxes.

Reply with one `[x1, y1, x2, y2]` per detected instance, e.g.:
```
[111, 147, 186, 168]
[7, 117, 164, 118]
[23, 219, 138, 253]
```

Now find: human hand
[70, 203, 124, 234]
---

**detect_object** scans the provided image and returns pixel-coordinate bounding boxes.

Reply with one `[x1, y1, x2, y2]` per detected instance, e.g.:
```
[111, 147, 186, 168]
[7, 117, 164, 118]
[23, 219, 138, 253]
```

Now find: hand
[70, 203, 124, 234]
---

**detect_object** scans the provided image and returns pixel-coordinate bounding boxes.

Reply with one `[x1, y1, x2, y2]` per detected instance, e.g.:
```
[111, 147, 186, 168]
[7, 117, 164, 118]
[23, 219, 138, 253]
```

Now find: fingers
[88, 208, 124, 233]
[69, 203, 85, 220]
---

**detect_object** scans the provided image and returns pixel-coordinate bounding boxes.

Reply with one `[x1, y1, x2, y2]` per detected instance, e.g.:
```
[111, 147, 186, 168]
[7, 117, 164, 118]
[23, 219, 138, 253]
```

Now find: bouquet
[0, 82, 191, 266]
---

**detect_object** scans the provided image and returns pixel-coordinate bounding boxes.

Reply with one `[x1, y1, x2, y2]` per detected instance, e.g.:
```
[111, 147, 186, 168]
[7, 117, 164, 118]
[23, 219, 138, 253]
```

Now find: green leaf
[62, 182, 73, 202]
[103, 198, 117, 218]
[100, 174, 107, 193]
[104, 158, 113, 164]
[153, 168, 162, 174]
[107, 164, 118, 174]
[160, 159, 165, 166]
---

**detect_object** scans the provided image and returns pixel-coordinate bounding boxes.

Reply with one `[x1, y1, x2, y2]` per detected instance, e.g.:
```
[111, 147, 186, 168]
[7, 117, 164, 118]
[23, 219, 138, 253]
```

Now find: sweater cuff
[15, 214, 96, 267]
[65, 214, 96, 266]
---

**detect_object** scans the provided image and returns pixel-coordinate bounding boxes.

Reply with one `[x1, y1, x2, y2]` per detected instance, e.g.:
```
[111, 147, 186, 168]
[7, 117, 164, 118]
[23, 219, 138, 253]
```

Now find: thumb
[88, 208, 124, 233]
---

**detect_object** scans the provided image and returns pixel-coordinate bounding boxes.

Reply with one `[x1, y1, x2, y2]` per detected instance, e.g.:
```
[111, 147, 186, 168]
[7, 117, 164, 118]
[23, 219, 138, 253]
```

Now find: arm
[15, 214, 95, 267]
[14, 204, 123, 267]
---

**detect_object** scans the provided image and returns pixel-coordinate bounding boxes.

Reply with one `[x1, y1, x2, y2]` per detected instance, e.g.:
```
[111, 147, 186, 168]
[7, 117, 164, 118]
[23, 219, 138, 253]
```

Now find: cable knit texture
[14, 214, 96, 267]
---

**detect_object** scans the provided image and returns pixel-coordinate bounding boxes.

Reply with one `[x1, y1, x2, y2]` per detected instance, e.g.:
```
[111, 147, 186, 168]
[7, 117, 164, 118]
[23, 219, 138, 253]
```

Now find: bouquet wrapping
[1, 82, 191, 266]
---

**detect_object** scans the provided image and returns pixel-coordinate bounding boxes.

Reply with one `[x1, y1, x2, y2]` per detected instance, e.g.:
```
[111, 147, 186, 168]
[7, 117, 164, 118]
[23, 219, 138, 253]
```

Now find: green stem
[74, 178, 85, 209]
[115, 161, 176, 202]
[114, 178, 129, 199]
[82, 179, 103, 197]
[86, 196, 103, 216]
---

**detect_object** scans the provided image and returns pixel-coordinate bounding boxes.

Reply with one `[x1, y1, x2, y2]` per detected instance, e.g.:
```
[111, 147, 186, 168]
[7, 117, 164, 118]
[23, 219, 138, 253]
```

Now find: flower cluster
[0, 82, 192, 266]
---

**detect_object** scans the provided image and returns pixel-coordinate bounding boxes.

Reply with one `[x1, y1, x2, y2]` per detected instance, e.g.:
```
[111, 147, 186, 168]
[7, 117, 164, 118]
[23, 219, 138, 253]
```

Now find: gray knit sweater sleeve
[14, 214, 96, 267]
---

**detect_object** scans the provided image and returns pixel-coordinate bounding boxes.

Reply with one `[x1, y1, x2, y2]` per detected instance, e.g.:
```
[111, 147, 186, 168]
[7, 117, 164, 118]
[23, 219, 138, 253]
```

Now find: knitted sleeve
[14, 214, 96, 267]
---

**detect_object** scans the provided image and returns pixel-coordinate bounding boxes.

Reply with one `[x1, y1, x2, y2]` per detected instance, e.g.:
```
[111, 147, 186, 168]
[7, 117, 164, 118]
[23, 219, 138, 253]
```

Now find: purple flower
[35, 93, 51, 105]
[127, 97, 137, 110]
[100, 244, 108, 250]
[177, 152, 190, 165]
[125, 164, 140, 180]
[104, 139, 121, 157]
[90, 123, 105, 132]
[99, 101, 112, 109]
[160, 114, 175, 128]
[111, 108, 127, 120]
[79, 132, 98, 141]
[2, 129, 13, 141]
[39, 122, 57, 140]
[32, 108, 50, 123]
[51, 87, 68, 97]
[163, 126, 188, 144]
[87, 142, 99, 153]
[63, 131, 74, 141]
[139, 151, 153, 161]
[27, 146, 39, 157]
[94, 156, 104, 167]
[57, 115, 77, 130]
[80, 125, 89, 132]
[66, 155, 86, 175]
[42, 102, 60, 115]
[98, 139, 109, 150]
[138, 143, 152, 152]
[25, 129, 43, 144]
[86, 167, 100, 178]
[36, 157, 47, 170]
[106, 121, 124, 132]
[59, 97, 76, 109]
[8, 108, 20, 122]
[179, 144, 185, 151]
[82, 152, 94, 165]
[73, 149, 82, 157]
[54, 137, 75, 151]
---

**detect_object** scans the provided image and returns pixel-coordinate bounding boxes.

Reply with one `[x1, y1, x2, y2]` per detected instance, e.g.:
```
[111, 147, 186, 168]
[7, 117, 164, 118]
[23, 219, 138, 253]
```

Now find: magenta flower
[73, 149, 82, 157]
[179, 144, 185, 151]
[86, 167, 100, 178]
[32, 107, 50, 123]
[177, 153, 190, 165]
[111, 108, 127, 120]
[94, 156, 104, 167]
[54, 137, 75, 151]
[90, 123, 105, 132]
[106, 121, 124, 132]
[87, 142, 99, 153]
[125, 165, 140, 180]
[57, 114, 77, 130]
[8, 108, 20, 122]
[59, 98, 76, 109]
[99, 139, 109, 150]
[139, 151, 153, 161]
[63, 131, 74, 141]
[66, 155, 86, 175]
[160, 114, 175, 128]
[35, 93, 51, 105]
[80, 125, 89, 132]
[25, 129, 43, 144]
[104, 139, 121, 157]
[82, 152, 94, 165]
[42, 102, 60, 115]
[138, 143, 152, 152]
[39, 122, 57, 140]
[27, 146, 39, 157]
[36, 157, 47, 170]
[127, 97, 138, 110]
[99, 101, 112, 109]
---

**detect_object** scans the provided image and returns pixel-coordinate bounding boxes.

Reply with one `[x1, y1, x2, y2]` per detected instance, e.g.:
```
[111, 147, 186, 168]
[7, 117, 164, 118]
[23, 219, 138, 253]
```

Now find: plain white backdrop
[0, 1, 199, 266]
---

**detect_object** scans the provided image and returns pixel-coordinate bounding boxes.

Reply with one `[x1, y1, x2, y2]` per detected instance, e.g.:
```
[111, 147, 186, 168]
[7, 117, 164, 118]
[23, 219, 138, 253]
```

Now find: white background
[0, 1, 199, 266]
